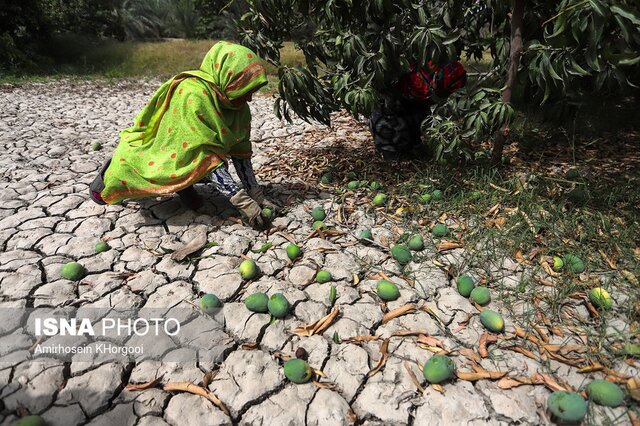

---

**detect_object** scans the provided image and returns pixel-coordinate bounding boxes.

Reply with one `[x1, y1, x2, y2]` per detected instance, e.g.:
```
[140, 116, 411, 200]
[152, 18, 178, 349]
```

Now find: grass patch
[399, 164, 638, 387]
[0, 34, 305, 90]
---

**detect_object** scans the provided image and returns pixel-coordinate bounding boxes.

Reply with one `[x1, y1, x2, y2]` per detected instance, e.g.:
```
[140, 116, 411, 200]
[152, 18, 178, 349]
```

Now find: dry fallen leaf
[417, 334, 445, 349]
[163, 382, 230, 416]
[513, 326, 543, 345]
[203, 371, 217, 388]
[452, 312, 474, 333]
[126, 376, 163, 391]
[312, 380, 337, 390]
[479, 332, 499, 358]
[241, 342, 259, 350]
[532, 324, 550, 343]
[293, 308, 340, 337]
[403, 361, 425, 393]
[535, 373, 571, 392]
[505, 345, 538, 360]
[628, 374, 640, 403]
[622, 270, 639, 286]
[497, 376, 535, 389]
[459, 348, 482, 364]
[540, 260, 558, 277]
[344, 335, 380, 343]
[171, 231, 208, 262]
[437, 241, 464, 252]
[599, 249, 618, 269]
[390, 330, 431, 338]
[456, 370, 507, 381]
[431, 383, 445, 394]
[368, 338, 390, 378]
[382, 304, 416, 324]
[419, 305, 445, 327]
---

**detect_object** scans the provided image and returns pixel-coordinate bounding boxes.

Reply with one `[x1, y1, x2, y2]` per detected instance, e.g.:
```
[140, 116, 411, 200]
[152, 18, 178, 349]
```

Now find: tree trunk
[491, 0, 525, 165]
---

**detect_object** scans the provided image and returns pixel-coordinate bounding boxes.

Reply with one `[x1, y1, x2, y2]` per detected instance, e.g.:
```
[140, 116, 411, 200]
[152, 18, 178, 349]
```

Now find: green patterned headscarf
[100, 41, 268, 204]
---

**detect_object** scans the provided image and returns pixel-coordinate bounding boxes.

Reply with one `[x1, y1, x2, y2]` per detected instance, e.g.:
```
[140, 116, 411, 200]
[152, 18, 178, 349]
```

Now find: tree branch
[491, 0, 525, 166]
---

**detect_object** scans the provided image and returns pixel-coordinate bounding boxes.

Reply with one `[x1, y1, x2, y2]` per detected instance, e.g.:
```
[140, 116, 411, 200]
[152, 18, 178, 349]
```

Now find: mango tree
[237, 0, 640, 163]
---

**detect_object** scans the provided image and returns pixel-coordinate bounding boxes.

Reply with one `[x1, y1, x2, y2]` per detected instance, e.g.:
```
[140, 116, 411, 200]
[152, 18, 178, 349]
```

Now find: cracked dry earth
[0, 80, 635, 426]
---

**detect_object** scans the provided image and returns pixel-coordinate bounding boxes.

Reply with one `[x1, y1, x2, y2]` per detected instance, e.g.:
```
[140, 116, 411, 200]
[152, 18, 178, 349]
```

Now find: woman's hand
[248, 186, 278, 210]
[230, 189, 265, 228]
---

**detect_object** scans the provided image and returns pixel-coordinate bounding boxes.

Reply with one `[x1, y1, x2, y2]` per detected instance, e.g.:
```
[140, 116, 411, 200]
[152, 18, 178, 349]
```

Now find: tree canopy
[238, 0, 640, 162]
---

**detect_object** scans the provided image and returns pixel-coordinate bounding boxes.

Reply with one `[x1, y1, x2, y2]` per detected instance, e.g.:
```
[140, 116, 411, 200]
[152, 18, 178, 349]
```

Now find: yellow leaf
[622, 270, 639, 286]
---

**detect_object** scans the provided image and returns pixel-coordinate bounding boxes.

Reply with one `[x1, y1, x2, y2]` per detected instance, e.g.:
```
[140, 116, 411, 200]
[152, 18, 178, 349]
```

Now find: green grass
[395, 163, 639, 382]
[0, 35, 306, 91]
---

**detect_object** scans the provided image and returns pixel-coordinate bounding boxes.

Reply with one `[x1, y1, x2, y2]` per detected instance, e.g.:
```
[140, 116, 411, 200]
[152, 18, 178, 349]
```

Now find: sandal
[89, 158, 111, 205]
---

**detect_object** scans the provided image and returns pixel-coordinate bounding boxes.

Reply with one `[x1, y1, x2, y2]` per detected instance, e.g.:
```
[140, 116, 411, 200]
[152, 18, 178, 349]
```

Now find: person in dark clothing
[369, 60, 467, 160]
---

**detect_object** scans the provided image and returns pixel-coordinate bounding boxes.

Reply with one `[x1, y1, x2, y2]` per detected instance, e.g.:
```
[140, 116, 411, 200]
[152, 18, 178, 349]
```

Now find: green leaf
[568, 59, 590, 76]
[543, 54, 563, 83]
[611, 5, 640, 26]
[589, 0, 607, 17]
[251, 242, 273, 253]
[619, 55, 640, 66]
[443, 32, 460, 45]
[329, 285, 337, 306]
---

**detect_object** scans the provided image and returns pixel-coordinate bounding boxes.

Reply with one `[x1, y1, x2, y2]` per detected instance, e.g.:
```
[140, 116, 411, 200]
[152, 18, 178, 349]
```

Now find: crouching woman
[90, 41, 270, 228]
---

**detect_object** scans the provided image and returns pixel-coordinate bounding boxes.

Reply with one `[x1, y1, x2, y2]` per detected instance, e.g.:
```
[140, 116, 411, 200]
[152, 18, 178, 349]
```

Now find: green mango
[377, 280, 400, 301]
[244, 292, 269, 313]
[372, 193, 387, 206]
[61, 262, 86, 281]
[283, 358, 313, 384]
[95, 241, 110, 253]
[391, 244, 411, 264]
[320, 173, 333, 184]
[312, 220, 326, 230]
[262, 207, 275, 221]
[268, 293, 290, 318]
[470, 287, 491, 306]
[315, 270, 332, 283]
[547, 391, 587, 423]
[422, 354, 455, 384]
[12, 415, 46, 426]
[586, 380, 625, 407]
[407, 235, 424, 251]
[563, 254, 585, 273]
[456, 275, 474, 297]
[199, 293, 222, 314]
[239, 259, 258, 280]
[311, 207, 326, 221]
[358, 228, 373, 242]
[286, 243, 302, 260]
[589, 287, 612, 309]
[479, 309, 504, 333]
[432, 224, 448, 237]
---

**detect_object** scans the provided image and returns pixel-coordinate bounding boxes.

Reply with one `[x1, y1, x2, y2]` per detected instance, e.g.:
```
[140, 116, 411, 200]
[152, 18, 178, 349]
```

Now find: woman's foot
[178, 185, 204, 210]
[89, 159, 111, 205]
